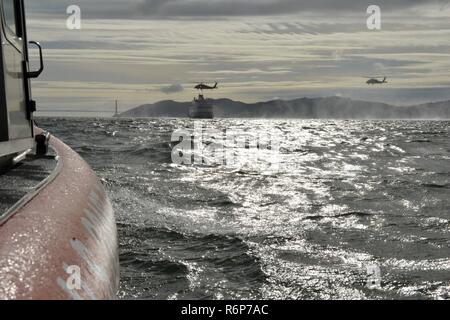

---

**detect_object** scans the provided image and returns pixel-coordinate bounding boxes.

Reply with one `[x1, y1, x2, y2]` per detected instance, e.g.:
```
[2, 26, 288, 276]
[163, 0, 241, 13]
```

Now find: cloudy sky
[24, 0, 450, 115]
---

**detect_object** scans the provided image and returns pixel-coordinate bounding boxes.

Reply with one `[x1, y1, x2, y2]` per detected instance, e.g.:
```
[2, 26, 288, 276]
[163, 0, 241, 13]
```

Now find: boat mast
[115, 100, 119, 116]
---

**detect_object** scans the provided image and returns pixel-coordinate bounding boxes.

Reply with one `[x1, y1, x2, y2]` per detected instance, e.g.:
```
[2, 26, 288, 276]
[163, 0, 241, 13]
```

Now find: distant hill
[118, 97, 450, 119]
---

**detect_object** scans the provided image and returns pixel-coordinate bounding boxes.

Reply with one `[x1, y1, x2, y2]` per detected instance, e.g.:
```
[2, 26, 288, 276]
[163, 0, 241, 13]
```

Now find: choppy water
[37, 117, 450, 300]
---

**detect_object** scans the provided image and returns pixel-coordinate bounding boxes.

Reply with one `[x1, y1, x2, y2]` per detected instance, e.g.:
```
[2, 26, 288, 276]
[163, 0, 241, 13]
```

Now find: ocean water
[37, 117, 450, 300]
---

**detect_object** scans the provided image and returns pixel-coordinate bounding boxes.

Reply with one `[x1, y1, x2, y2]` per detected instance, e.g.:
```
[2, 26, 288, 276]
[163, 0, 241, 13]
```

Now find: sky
[23, 0, 450, 116]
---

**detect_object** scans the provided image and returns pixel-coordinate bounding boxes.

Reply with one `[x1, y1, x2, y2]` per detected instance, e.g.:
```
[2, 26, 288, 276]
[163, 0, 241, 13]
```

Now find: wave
[38, 117, 450, 300]
[421, 183, 450, 189]
[303, 211, 374, 221]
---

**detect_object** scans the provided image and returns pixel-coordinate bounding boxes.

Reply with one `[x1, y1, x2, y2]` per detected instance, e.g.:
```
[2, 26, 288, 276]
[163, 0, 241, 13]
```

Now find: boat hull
[0, 131, 119, 300]
[189, 96, 214, 119]
[188, 111, 214, 119]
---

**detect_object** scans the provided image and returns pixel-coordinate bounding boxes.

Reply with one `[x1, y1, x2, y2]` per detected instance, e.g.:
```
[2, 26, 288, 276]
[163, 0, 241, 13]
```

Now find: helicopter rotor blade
[363, 76, 388, 79]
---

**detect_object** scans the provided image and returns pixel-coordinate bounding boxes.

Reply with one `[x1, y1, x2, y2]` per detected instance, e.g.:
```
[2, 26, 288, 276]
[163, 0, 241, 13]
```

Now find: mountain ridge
[118, 96, 450, 119]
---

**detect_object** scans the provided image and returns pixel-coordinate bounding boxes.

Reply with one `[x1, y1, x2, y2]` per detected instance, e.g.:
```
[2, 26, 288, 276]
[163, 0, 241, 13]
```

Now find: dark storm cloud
[160, 83, 184, 94]
[137, 0, 444, 16]
[25, 0, 139, 18]
[26, 0, 446, 18]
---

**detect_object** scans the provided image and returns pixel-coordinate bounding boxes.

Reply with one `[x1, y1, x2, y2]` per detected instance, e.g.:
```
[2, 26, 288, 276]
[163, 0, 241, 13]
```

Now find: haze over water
[39, 117, 450, 300]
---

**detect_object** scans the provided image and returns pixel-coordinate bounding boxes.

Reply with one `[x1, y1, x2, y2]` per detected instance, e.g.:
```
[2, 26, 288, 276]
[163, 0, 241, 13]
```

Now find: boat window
[2, 0, 17, 36]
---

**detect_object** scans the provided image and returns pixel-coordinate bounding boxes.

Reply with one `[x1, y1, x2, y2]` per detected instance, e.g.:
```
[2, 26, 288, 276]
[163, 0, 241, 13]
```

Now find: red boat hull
[0, 132, 119, 300]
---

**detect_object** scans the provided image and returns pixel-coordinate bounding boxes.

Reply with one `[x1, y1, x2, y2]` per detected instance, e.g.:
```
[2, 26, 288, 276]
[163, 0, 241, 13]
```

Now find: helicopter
[194, 82, 218, 90]
[365, 77, 388, 85]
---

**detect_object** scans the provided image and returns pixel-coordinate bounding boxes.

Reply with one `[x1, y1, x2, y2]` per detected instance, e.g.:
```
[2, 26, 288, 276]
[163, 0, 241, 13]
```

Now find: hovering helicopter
[365, 77, 388, 85]
[195, 82, 218, 90]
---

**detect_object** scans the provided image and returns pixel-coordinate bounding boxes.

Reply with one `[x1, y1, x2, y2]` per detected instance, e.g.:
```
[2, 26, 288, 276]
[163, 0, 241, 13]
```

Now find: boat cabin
[0, 0, 43, 167]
